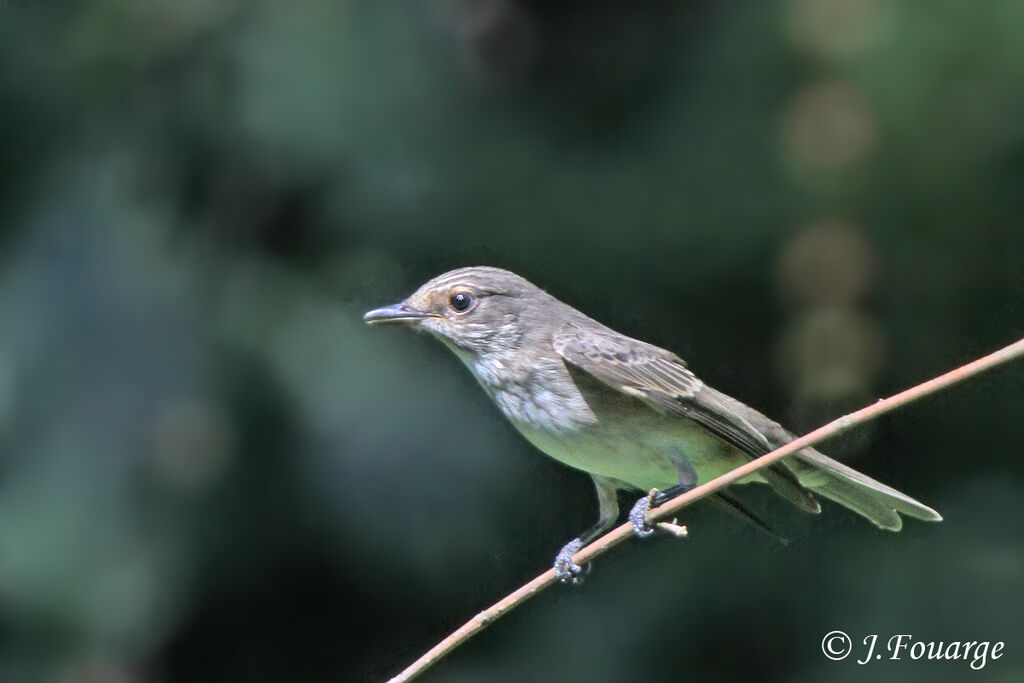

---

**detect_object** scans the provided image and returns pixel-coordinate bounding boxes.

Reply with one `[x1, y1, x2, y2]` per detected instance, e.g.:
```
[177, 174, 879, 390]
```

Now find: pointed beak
[363, 302, 439, 325]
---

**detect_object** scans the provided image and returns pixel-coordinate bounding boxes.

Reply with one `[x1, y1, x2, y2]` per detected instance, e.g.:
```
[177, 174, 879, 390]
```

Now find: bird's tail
[787, 449, 942, 531]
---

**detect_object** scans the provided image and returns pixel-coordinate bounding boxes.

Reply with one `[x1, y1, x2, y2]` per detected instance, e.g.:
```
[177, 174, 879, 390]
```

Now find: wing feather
[554, 324, 768, 457]
[554, 323, 820, 513]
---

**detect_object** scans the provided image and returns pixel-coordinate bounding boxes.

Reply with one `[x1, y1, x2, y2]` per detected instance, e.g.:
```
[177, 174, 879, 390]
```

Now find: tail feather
[811, 479, 904, 531]
[788, 448, 942, 530]
[760, 464, 822, 515]
[712, 491, 790, 545]
[716, 394, 941, 530]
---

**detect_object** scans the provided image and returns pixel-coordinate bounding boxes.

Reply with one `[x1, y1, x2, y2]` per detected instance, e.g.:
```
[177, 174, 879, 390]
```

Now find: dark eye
[449, 292, 474, 312]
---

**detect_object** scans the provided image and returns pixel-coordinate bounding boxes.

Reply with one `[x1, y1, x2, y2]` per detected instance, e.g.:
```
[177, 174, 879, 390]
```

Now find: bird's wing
[553, 324, 771, 458]
[553, 323, 820, 513]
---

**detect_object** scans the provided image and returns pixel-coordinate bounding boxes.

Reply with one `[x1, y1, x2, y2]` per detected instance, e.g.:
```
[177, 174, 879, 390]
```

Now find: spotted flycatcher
[365, 267, 940, 581]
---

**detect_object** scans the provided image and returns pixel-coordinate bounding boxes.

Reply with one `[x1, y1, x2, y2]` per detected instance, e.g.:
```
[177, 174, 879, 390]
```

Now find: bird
[364, 266, 941, 582]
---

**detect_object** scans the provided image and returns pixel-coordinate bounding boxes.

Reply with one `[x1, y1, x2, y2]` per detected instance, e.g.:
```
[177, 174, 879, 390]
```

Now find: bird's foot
[630, 489, 689, 540]
[553, 538, 588, 584]
[629, 490, 659, 538]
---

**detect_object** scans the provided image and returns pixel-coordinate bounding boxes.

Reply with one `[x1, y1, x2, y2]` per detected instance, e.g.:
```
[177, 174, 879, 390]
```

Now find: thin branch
[387, 336, 1024, 683]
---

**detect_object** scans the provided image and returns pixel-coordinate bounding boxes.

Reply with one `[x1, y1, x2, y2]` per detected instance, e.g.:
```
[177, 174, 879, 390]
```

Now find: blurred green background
[1, 1, 1023, 681]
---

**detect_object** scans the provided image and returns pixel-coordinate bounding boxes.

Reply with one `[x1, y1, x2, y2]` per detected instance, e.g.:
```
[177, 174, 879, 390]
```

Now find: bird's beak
[363, 301, 439, 325]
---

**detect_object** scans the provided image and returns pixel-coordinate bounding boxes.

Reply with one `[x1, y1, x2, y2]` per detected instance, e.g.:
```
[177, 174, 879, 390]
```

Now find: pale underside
[464, 344, 765, 493]
[513, 409, 757, 493]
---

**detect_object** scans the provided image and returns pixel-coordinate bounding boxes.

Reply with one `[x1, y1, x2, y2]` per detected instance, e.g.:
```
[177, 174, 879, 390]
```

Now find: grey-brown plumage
[365, 266, 941, 580]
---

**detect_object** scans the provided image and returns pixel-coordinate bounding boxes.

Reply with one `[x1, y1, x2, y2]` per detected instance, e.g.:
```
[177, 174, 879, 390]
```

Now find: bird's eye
[449, 292, 474, 312]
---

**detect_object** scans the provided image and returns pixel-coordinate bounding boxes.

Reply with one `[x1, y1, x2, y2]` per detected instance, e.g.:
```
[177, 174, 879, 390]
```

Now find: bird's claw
[553, 538, 587, 584]
[629, 491, 658, 538]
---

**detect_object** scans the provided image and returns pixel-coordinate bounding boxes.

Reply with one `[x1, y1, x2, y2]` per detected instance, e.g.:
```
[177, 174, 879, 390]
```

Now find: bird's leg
[629, 482, 694, 537]
[553, 476, 621, 584]
[652, 482, 696, 506]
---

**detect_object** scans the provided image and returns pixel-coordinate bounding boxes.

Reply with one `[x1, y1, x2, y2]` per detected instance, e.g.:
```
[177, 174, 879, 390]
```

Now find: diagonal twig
[387, 336, 1024, 683]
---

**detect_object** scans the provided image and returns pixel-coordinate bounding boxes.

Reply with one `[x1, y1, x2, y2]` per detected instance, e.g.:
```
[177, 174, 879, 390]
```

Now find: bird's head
[364, 266, 553, 357]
